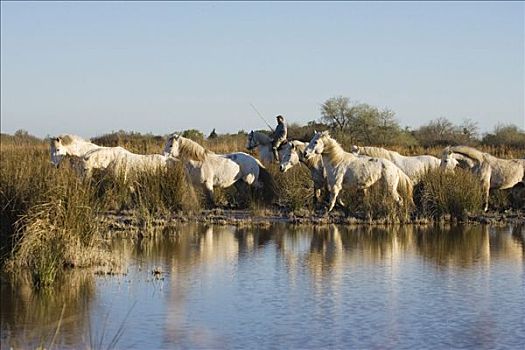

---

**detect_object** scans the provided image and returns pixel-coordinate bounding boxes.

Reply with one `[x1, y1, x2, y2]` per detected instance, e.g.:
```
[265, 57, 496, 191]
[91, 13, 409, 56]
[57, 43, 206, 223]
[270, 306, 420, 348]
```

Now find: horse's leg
[478, 167, 491, 212]
[482, 181, 490, 212]
[385, 174, 402, 205]
[83, 166, 93, 180]
[234, 180, 251, 207]
[203, 182, 215, 208]
[327, 185, 341, 213]
[243, 173, 256, 186]
[313, 187, 321, 206]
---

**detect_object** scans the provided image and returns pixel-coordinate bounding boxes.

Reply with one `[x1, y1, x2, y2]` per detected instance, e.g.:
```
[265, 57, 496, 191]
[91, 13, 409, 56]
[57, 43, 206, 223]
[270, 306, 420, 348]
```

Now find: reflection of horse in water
[163, 225, 240, 349]
[307, 226, 344, 287]
[511, 225, 525, 252]
[414, 225, 491, 267]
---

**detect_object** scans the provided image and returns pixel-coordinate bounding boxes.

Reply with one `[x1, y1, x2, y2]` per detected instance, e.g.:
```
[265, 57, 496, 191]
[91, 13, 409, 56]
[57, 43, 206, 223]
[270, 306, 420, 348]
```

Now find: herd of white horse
[50, 130, 525, 211]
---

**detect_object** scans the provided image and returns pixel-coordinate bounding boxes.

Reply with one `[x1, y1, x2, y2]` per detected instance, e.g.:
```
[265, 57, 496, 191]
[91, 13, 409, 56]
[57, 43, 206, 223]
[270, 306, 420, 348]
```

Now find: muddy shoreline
[101, 208, 525, 237]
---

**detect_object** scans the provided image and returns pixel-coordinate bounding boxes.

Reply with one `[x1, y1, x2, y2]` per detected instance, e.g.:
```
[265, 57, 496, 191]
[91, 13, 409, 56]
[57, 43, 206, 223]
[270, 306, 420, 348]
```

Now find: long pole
[250, 103, 274, 133]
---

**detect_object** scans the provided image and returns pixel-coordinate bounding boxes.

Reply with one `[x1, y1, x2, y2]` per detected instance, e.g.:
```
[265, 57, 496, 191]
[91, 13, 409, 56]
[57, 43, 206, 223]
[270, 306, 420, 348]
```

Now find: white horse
[278, 140, 329, 206]
[246, 130, 275, 164]
[441, 145, 525, 211]
[49, 134, 103, 167]
[351, 145, 441, 183]
[163, 134, 275, 206]
[304, 131, 413, 213]
[79, 146, 176, 181]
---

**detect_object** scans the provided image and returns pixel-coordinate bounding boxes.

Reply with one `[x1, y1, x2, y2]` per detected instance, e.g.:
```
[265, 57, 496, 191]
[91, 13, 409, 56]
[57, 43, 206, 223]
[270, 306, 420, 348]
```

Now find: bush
[482, 124, 525, 148]
[416, 168, 483, 219]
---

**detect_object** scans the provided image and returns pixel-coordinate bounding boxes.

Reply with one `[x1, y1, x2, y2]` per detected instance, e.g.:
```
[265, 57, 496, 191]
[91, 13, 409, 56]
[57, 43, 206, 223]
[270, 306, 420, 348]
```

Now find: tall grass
[1, 144, 108, 287]
[0, 141, 194, 287]
[416, 168, 484, 219]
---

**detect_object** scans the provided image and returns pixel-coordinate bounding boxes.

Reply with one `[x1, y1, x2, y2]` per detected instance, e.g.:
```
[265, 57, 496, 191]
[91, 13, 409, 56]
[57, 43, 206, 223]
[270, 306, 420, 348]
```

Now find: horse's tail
[397, 168, 414, 207]
[257, 165, 277, 204]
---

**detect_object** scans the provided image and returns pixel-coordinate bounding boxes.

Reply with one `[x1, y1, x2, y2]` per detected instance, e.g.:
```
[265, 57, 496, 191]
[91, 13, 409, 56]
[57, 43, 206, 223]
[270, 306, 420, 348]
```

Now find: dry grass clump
[271, 164, 314, 211]
[1, 144, 113, 287]
[416, 168, 484, 219]
[92, 161, 199, 214]
[337, 180, 413, 222]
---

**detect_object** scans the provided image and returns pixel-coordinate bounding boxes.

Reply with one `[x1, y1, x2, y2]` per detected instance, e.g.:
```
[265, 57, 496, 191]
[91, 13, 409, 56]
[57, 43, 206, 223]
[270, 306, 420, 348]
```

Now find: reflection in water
[1, 271, 95, 348]
[1, 224, 524, 349]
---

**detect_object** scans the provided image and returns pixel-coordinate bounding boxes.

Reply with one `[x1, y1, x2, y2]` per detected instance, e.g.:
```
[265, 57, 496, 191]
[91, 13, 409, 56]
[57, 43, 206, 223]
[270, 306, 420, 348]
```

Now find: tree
[320, 96, 357, 131]
[182, 129, 204, 142]
[348, 104, 402, 145]
[482, 123, 525, 148]
[412, 118, 479, 147]
[460, 118, 479, 140]
[320, 96, 407, 146]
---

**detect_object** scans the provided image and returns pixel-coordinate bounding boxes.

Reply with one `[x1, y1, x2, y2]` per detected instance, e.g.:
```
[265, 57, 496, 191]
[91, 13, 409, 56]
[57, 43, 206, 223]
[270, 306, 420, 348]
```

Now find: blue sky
[1, 1, 523, 138]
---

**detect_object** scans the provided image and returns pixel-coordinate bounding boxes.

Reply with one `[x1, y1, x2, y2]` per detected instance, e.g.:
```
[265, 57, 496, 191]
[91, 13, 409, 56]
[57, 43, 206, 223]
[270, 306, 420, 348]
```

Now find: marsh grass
[338, 180, 413, 222]
[271, 164, 314, 211]
[416, 168, 484, 219]
[4, 163, 107, 287]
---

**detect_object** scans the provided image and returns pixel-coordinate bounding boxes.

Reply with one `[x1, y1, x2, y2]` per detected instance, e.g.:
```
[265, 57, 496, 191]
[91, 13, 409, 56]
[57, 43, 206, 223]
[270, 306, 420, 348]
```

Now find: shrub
[416, 168, 483, 219]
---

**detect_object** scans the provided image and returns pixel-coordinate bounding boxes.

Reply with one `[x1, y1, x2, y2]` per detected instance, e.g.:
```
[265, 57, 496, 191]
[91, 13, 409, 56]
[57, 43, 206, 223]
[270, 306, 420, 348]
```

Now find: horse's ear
[290, 142, 296, 150]
[54, 137, 60, 142]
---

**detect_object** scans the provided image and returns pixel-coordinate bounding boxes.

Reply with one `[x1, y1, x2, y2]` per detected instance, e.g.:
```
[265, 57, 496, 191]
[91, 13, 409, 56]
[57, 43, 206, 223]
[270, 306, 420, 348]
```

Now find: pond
[1, 224, 524, 349]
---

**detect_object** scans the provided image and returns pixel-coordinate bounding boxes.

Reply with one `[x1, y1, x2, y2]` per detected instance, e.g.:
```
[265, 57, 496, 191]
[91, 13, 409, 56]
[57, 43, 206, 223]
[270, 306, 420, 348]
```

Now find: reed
[416, 168, 484, 219]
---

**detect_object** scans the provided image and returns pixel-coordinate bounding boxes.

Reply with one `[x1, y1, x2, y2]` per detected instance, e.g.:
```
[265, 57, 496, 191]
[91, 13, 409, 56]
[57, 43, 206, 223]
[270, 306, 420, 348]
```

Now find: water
[2, 224, 524, 349]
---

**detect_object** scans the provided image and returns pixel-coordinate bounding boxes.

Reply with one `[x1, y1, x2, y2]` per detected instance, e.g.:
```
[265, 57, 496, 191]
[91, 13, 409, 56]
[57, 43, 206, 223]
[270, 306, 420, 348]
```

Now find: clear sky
[1, 1, 524, 138]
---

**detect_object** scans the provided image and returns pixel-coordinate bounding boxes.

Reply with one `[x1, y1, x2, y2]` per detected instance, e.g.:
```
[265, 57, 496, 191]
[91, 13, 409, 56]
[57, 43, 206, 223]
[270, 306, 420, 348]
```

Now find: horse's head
[50, 136, 67, 167]
[163, 133, 181, 158]
[246, 131, 257, 151]
[304, 130, 328, 160]
[279, 142, 300, 173]
[440, 147, 459, 171]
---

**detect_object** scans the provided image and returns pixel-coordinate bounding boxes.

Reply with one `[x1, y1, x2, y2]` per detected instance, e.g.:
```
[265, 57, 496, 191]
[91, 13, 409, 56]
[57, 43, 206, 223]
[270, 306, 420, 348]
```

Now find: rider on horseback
[272, 115, 287, 162]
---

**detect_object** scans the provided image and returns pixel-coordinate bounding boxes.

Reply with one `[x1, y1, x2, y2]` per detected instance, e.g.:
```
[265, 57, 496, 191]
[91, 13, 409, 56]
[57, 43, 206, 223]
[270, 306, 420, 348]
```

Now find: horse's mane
[53, 134, 89, 146]
[293, 140, 323, 168]
[319, 133, 348, 165]
[290, 140, 307, 152]
[254, 131, 272, 144]
[358, 146, 399, 161]
[178, 136, 211, 161]
[450, 145, 484, 163]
